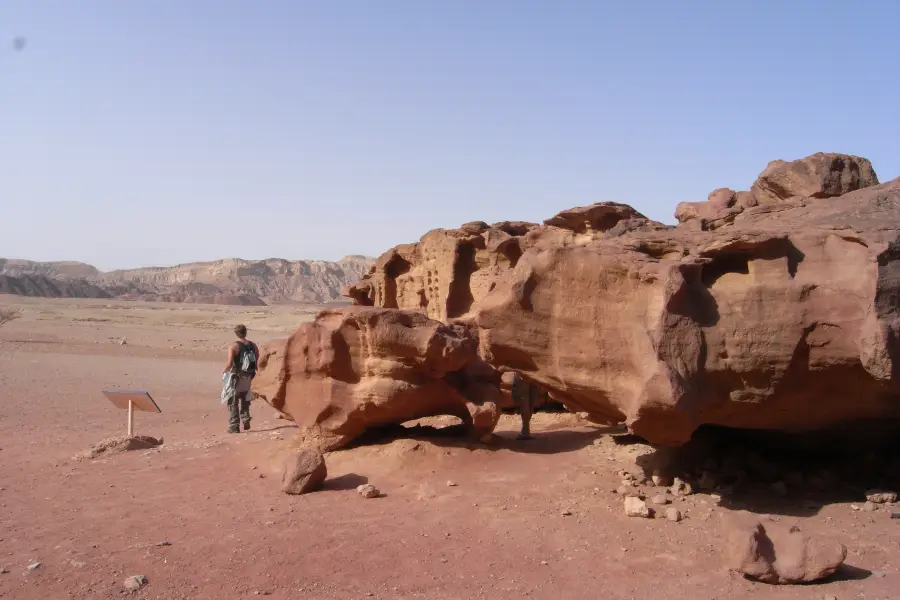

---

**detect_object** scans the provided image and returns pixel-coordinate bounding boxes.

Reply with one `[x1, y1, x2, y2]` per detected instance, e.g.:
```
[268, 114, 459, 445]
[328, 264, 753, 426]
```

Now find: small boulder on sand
[670, 477, 693, 496]
[726, 515, 847, 584]
[665, 508, 682, 522]
[651, 494, 669, 506]
[124, 575, 147, 591]
[280, 449, 327, 495]
[624, 497, 651, 518]
[357, 484, 380, 498]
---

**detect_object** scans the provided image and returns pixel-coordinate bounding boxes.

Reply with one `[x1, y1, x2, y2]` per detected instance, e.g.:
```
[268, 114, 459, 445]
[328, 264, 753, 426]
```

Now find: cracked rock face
[262, 153, 900, 449]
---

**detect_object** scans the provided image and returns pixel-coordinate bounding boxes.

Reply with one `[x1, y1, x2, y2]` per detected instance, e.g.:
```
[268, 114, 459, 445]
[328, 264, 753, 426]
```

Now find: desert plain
[0, 295, 897, 600]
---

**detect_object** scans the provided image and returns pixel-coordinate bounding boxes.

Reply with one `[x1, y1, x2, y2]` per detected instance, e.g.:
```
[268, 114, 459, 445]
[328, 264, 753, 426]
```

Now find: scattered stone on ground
[73, 435, 163, 460]
[624, 497, 651, 518]
[446, 480, 457, 487]
[665, 508, 682, 523]
[26, 562, 41, 571]
[357, 484, 380, 498]
[650, 494, 669, 505]
[560, 509, 573, 516]
[280, 449, 327, 495]
[124, 574, 148, 591]
[651, 472, 673, 487]
[0, 568, 8, 574]
[726, 516, 847, 584]
[670, 478, 692, 497]
[155, 541, 171, 547]
[864, 501, 878, 513]
[615, 485, 630, 496]
[865, 489, 897, 504]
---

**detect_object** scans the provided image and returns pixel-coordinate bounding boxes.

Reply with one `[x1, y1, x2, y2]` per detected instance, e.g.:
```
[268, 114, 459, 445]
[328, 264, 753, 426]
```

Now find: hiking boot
[242, 422, 251, 431]
[227, 428, 240, 434]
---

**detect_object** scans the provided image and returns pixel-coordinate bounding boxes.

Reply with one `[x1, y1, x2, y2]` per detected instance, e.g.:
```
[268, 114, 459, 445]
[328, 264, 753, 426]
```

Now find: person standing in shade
[511, 372, 538, 440]
[223, 324, 258, 433]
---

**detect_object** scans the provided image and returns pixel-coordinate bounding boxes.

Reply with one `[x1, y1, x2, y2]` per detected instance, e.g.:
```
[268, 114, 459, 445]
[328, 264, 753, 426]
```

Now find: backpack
[235, 341, 258, 377]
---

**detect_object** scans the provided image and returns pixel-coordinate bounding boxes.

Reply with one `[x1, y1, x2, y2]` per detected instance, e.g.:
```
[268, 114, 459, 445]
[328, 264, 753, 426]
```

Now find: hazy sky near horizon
[2, 1, 898, 271]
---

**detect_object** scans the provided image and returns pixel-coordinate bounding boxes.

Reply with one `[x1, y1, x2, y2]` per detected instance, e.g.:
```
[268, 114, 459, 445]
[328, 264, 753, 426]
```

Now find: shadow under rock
[323, 472, 369, 491]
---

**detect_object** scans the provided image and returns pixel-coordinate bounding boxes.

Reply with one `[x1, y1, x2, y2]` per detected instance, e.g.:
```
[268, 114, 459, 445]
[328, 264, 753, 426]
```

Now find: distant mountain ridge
[0, 256, 374, 305]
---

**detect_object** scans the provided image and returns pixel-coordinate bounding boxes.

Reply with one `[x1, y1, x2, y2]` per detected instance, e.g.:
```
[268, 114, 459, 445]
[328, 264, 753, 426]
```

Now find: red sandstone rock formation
[338, 152, 900, 447]
[478, 176, 900, 444]
[252, 307, 501, 451]
[674, 152, 879, 229]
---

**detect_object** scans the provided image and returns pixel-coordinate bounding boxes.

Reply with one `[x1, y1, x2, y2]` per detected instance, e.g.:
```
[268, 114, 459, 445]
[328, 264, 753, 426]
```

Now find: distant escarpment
[0, 256, 374, 306]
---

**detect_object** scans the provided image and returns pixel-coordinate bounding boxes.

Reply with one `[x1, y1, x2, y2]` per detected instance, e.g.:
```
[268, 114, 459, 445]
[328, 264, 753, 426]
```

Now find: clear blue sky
[2, 1, 898, 270]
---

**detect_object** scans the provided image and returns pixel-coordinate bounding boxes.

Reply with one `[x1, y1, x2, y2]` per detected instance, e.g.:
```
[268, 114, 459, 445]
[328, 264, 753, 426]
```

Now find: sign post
[101, 390, 161, 437]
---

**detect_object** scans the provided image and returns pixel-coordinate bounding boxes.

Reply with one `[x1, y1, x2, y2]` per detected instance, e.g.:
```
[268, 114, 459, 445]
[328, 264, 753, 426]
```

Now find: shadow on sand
[337, 417, 900, 519]
[344, 421, 625, 456]
[323, 472, 369, 491]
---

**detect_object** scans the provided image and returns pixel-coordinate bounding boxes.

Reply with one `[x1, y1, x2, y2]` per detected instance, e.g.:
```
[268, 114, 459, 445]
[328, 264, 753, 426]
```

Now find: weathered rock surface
[477, 175, 900, 444]
[281, 449, 327, 495]
[675, 152, 878, 227]
[344, 204, 664, 322]
[727, 517, 847, 584]
[344, 152, 900, 447]
[252, 306, 501, 451]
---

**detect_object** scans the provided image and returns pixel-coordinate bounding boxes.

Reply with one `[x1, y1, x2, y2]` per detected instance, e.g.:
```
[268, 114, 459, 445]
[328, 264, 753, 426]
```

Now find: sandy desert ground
[0, 295, 898, 600]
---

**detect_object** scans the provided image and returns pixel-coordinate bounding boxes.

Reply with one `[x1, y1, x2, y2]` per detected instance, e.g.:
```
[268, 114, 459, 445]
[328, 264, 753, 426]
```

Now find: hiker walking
[222, 324, 258, 433]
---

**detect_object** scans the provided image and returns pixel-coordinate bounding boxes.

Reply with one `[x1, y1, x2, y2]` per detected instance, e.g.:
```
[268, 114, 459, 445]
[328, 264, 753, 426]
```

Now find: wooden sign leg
[127, 399, 134, 437]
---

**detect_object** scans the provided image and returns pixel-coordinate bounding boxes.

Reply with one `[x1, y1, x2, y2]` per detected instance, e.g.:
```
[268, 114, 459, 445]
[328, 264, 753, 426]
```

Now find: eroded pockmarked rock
[252, 307, 501, 451]
[727, 517, 847, 584]
[344, 204, 664, 322]
[342, 153, 900, 447]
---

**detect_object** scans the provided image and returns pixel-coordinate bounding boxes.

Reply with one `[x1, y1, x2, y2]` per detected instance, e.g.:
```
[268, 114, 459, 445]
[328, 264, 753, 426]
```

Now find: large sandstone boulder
[344, 153, 900, 447]
[675, 153, 879, 227]
[727, 516, 847, 584]
[252, 307, 501, 451]
[751, 152, 878, 205]
[477, 177, 900, 444]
